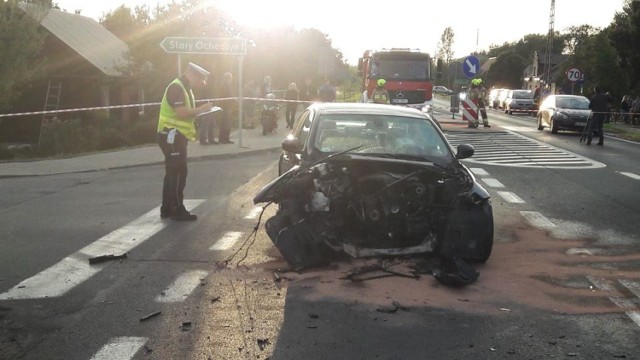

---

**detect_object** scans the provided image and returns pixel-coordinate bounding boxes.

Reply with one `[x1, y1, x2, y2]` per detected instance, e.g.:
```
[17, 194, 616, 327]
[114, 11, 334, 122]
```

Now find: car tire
[537, 116, 544, 130]
[550, 118, 558, 134]
[474, 201, 494, 263]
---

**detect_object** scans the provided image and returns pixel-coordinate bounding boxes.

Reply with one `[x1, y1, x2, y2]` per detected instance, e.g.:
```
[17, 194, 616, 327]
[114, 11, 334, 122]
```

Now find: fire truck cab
[358, 48, 433, 111]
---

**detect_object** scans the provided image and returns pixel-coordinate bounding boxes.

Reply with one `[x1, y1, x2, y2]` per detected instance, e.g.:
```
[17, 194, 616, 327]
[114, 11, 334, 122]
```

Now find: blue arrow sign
[462, 55, 480, 79]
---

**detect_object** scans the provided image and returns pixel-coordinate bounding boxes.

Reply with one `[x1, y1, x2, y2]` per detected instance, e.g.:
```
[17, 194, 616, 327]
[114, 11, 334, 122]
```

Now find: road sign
[566, 67, 582, 82]
[462, 56, 480, 79]
[160, 37, 247, 55]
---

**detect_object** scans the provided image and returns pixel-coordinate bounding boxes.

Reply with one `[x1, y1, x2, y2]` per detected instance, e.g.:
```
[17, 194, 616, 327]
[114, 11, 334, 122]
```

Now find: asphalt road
[1, 106, 640, 359]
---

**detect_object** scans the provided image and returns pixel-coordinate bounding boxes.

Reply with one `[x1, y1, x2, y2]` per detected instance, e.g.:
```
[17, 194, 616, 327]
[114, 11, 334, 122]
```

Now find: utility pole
[543, 0, 555, 87]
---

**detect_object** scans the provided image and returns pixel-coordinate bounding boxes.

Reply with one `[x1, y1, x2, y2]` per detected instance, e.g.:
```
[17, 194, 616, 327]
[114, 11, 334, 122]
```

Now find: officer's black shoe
[171, 205, 197, 221]
[160, 206, 172, 219]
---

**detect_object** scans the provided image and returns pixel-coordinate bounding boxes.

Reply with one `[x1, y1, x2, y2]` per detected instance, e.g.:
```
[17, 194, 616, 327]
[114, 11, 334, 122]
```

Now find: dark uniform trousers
[157, 130, 188, 213]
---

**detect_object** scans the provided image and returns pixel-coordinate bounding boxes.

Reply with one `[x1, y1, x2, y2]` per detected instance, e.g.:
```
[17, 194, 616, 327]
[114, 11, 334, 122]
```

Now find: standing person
[318, 79, 336, 102]
[157, 62, 212, 221]
[587, 86, 612, 146]
[217, 72, 234, 144]
[284, 82, 299, 129]
[620, 95, 630, 124]
[243, 79, 258, 129]
[477, 81, 490, 127]
[370, 78, 390, 104]
[299, 77, 316, 107]
[198, 79, 216, 145]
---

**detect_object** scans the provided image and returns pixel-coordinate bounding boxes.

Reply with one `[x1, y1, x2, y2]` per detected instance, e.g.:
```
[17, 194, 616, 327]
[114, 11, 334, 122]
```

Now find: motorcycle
[261, 93, 281, 135]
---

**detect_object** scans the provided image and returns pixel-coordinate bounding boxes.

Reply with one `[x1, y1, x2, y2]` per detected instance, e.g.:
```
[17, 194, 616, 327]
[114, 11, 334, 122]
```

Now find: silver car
[504, 89, 536, 114]
[254, 102, 494, 270]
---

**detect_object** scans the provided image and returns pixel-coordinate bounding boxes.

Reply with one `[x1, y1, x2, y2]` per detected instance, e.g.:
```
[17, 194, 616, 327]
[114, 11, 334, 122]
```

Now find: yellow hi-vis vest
[371, 88, 390, 104]
[157, 78, 197, 141]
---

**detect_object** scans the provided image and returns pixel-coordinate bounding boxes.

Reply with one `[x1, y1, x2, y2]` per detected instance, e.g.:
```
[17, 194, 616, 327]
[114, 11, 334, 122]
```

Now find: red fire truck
[358, 48, 433, 110]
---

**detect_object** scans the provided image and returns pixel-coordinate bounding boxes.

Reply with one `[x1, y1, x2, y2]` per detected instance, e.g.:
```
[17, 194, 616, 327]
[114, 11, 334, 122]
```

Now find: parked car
[488, 88, 508, 109]
[253, 102, 494, 270]
[537, 94, 591, 134]
[433, 85, 454, 95]
[504, 89, 536, 114]
[497, 89, 510, 109]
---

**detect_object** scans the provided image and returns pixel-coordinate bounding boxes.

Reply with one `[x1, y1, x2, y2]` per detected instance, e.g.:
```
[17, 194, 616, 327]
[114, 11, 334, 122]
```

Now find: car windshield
[370, 59, 430, 80]
[313, 114, 453, 164]
[513, 91, 533, 99]
[556, 96, 590, 109]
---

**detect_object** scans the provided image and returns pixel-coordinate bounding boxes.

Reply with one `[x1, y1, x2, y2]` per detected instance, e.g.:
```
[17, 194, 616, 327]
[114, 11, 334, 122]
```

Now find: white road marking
[155, 270, 209, 303]
[497, 191, 525, 204]
[469, 168, 489, 176]
[481, 178, 505, 188]
[0, 200, 204, 300]
[586, 276, 615, 291]
[90, 337, 147, 360]
[566, 248, 594, 256]
[619, 172, 640, 180]
[210, 231, 243, 251]
[610, 297, 637, 309]
[520, 211, 556, 228]
[626, 312, 640, 328]
[244, 206, 264, 220]
[619, 279, 640, 299]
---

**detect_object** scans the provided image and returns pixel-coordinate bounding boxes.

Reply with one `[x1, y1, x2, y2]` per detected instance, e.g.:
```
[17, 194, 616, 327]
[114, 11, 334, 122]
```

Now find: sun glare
[214, 0, 293, 30]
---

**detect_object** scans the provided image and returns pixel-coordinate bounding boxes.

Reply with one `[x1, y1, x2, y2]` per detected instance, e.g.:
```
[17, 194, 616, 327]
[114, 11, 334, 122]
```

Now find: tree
[0, 0, 48, 111]
[485, 51, 527, 89]
[607, 0, 640, 93]
[436, 27, 455, 64]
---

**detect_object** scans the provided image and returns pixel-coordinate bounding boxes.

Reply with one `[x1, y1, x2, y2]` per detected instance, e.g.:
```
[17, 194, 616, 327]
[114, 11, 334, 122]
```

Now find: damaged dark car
[254, 103, 493, 270]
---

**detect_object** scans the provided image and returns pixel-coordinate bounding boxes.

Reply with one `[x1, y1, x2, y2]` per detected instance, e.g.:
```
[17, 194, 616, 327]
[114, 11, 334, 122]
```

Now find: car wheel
[474, 201, 494, 263]
[537, 115, 544, 130]
[550, 118, 558, 134]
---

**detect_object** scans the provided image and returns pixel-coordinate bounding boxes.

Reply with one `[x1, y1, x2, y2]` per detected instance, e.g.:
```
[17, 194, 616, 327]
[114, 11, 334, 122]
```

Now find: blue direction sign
[462, 55, 480, 79]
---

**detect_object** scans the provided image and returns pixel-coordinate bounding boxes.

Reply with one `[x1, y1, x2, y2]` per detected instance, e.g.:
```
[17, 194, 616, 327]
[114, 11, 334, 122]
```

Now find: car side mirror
[456, 144, 475, 159]
[282, 137, 303, 153]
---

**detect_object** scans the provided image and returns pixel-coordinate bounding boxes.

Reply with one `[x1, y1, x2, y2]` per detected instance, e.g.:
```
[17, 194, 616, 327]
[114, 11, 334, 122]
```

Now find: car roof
[552, 94, 588, 99]
[308, 102, 429, 119]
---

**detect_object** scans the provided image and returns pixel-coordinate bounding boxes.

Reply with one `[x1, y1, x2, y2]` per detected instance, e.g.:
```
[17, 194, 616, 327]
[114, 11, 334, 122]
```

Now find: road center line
[210, 231, 243, 251]
[155, 270, 209, 303]
[619, 172, 640, 180]
[90, 337, 147, 360]
[497, 191, 526, 204]
[469, 168, 489, 176]
[520, 211, 556, 228]
[481, 178, 505, 188]
[0, 200, 204, 300]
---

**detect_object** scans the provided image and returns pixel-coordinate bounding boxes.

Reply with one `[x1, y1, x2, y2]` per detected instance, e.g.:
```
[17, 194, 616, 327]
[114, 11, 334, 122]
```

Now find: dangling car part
[254, 103, 493, 270]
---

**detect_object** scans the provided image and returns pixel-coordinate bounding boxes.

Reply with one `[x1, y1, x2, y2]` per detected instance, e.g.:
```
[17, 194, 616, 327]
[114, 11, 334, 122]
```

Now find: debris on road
[88, 253, 127, 265]
[139, 311, 162, 322]
[181, 321, 193, 331]
[257, 338, 270, 351]
[211, 296, 221, 303]
[376, 300, 409, 314]
[431, 256, 479, 286]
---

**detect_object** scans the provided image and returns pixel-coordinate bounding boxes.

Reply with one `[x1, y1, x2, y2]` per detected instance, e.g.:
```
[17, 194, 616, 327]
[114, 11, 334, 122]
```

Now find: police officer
[157, 62, 213, 221]
[370, 78, 390, 104]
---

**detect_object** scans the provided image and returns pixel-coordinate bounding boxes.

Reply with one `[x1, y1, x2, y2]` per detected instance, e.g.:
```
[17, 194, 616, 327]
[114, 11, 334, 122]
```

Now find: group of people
[156, 61, 338, 221]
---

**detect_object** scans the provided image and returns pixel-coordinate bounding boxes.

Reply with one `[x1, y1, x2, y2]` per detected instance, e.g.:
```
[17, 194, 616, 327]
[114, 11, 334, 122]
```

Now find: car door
[540, 96, 555, 126]
[278, 109, 312, 175]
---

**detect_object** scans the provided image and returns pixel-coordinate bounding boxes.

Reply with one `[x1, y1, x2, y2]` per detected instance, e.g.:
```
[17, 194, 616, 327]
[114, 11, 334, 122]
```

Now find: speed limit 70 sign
[567, 68, 582, 82]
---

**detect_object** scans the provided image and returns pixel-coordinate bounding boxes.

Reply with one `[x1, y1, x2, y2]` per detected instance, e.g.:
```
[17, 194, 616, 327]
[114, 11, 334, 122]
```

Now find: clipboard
[197, 106, 223, 117]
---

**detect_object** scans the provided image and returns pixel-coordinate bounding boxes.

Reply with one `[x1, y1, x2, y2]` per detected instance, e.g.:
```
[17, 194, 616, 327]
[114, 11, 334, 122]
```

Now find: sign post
[566, 67, 582, 95]
[160, 37, 248, 147]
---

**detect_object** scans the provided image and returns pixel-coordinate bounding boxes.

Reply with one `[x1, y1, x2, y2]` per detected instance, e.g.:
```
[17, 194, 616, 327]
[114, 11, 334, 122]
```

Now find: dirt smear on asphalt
[254, 218, 640, 316]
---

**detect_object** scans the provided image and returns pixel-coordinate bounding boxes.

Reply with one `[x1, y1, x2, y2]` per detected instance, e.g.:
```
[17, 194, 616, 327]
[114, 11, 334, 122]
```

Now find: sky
[54, 0, 626, 65]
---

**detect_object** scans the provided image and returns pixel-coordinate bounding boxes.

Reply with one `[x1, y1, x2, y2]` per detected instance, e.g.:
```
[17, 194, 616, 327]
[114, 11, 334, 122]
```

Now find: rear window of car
[512, 90, 533, 99]
[556, 97, 590, 109]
